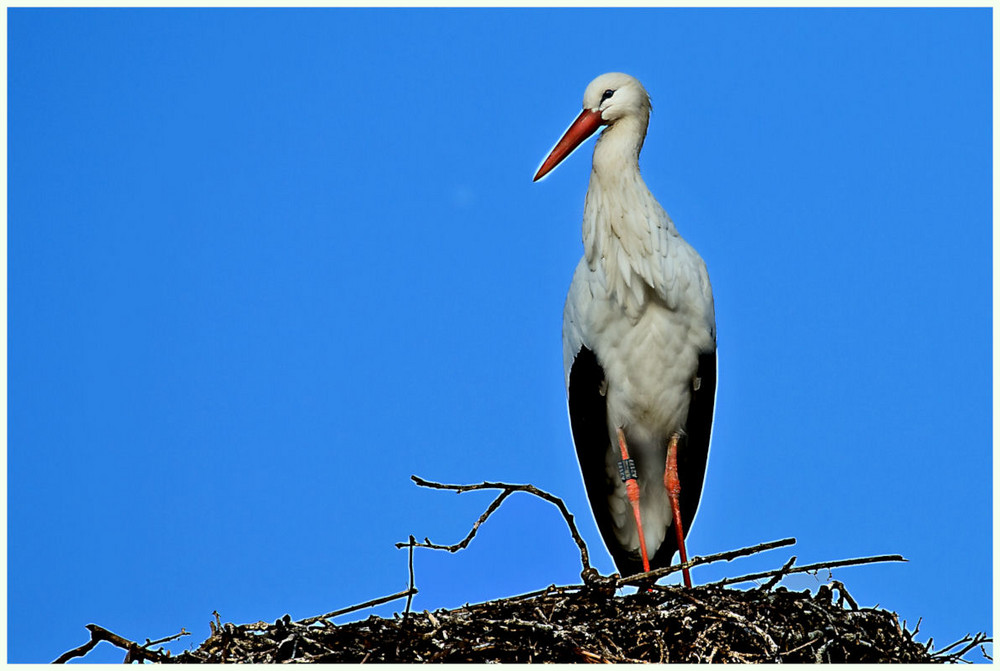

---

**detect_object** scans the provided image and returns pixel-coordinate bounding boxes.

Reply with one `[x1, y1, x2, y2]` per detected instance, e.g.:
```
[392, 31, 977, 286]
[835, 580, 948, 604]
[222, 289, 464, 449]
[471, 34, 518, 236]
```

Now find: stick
[404, 535, 416, 618]
[617, 537, 797, 586]
[707, 554, 907, 587]
[144, 628, 190, 648]
[400, 489, 514, 553]
[931, 632, 993, 662]
[396, 475, 592, 572]
[53, 624, 174, 664]
[829, 580, 858, 610]
[297, 588, 418, 626]
[52, 635, 100, 664]
[507, 584, 584, 602]
[762, 556, 797, 590]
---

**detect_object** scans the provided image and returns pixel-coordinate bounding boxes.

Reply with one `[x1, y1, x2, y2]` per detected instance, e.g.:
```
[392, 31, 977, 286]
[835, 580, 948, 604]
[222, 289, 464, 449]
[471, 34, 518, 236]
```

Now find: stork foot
[665, 433, 692, 588]
[616, 427, 651, 574]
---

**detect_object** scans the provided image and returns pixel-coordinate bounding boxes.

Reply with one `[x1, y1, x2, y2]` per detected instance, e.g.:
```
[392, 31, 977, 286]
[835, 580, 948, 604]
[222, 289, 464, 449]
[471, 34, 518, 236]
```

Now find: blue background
[9, 8, 992, 663]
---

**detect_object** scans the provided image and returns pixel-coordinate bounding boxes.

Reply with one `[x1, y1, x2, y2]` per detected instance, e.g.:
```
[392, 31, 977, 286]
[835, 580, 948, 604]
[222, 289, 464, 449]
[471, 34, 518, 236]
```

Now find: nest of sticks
[55, 476, 991, 664]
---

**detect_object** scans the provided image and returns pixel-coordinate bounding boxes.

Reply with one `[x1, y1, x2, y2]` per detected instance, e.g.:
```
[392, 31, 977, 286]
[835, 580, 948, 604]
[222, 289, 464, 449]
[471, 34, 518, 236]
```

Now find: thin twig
[404, 535, 416, 618]
[617, 537, 797, 586]
[297, 588, 417, 626]
[932, 632, 974, 655]
[404, 489, 514, 553]
[779, 632, 822, 657]
[396, 475, 591, 572]
[53, 635, 100, 664]
[829, 580, 858, 611]
[54, 624, 170, 664]
[931, 632, 993, 662]
[508, 584, 585, 602]
[762, 556, 797, 590]
[144, 628, 190, 648]
[395, 535, 420, 658]
[708, 554, 907, 587]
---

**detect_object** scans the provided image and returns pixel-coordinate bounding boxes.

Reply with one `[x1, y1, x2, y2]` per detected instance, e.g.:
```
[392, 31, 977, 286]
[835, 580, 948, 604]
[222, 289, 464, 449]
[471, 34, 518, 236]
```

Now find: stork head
[534, 72, 651, 182]
[583, 72, 651, 125]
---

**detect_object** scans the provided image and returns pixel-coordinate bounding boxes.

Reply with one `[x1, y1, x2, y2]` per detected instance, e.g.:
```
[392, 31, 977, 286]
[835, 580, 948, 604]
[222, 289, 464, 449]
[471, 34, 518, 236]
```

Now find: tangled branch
[930, 632, 993, 663]
[394, 475, 592, 573]
[708, 554, 907, 588]
[617, 537, 797, 587]
[53, 624, 189, 663]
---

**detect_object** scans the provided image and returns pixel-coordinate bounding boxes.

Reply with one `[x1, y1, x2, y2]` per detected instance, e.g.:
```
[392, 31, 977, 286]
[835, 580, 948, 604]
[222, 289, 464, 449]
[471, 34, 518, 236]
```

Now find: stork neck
[592, 115, 646, 180]
[582, 115, 678, 316]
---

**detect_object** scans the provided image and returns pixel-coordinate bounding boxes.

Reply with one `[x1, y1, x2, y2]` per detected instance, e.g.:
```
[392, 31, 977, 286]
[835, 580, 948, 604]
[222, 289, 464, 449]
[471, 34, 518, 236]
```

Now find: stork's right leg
[665, 433, 693, 588]
[616, 427, 651, 573]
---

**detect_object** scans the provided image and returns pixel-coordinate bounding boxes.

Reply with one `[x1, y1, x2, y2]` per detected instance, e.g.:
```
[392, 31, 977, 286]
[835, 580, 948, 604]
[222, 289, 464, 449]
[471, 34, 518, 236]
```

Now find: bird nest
[165, 582, 939, 663]
[55, 476, 991, 664]
[59, 580, 986, 664]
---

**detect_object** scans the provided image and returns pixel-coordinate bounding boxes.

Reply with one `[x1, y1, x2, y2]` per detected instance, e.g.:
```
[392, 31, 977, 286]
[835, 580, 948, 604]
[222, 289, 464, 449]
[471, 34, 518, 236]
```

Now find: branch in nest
[53, 624, 189, 664]
[404, 535, 417, 618]
[930, 632, 993, 663]
[762, 555, 797, 590]
[827, 580, 859, 611]
[395, 475, 592, 573]
[708, 554, 907, 588]
[297, 588, 418, 627]
[617, 537, 797, 587]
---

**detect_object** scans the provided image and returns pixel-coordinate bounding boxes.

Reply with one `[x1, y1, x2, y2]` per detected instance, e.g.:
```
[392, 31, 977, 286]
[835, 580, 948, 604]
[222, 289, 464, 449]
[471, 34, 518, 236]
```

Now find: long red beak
[533, 109, 604, 182]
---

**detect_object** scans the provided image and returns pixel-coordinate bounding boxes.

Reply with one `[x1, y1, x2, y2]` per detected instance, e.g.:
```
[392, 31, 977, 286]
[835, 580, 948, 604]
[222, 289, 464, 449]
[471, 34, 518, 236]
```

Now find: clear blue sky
[9, 8, 991, 663]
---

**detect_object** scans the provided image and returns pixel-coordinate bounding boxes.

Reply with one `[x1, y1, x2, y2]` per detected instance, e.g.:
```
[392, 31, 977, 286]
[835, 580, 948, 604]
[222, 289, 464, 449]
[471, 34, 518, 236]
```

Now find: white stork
[534, 73, 717, 586]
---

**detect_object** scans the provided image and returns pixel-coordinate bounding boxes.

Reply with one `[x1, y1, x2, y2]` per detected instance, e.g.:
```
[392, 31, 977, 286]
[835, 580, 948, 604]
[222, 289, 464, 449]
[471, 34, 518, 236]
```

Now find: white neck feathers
[582, 118, 679, 316]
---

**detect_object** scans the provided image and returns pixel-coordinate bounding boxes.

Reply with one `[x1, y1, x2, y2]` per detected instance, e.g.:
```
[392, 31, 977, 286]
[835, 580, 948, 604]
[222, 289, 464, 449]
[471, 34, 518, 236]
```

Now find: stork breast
[602, 301, 709, 441]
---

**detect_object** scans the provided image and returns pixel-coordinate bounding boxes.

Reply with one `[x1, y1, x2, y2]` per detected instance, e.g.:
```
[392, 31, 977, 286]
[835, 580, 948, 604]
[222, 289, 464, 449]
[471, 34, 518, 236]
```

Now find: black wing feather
[676, 350, 717, 549]
[567, 347, 640, 574]
[568, 346, 717, 577]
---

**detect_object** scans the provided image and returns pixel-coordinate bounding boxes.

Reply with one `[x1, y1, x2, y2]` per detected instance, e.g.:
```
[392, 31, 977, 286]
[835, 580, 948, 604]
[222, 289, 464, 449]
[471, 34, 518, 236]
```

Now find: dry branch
[931, 632, 993, 663]
[297, 588, 417, 626]
[395, 475, 592, 574]
[404, 535, 417, 618]
[618, 537, 797, 587]
[53, 624, 189, 664]
[709, 553, 907, 588]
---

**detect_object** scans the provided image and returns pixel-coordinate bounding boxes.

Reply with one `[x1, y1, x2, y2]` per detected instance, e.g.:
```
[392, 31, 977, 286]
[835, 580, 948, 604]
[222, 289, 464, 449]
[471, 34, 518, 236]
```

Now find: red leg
[616, 427, 651, 573]
[665, 433, 692, 587]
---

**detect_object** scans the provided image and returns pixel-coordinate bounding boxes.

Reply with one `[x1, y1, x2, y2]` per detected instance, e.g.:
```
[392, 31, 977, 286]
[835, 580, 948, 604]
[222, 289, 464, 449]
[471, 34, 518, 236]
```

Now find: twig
[404, 535, 416, 618]
[508, 584, 585, 602]
[779, 632, 822, 657]
[54, 624, 177, 664]
[394, 535, 420, 657]
[52, 634, 100, 664]
[814, 637, 834, 663]
[297, 588, 417, 626]
[396, 475, 591, 572]
[144, 628, 189, 648]
[930, 632, 993, 663]
[829, 580, 858, 611]
[708, 554, 907, 587]
[762, 556, 797, 590]
[618, 537, 797, 586]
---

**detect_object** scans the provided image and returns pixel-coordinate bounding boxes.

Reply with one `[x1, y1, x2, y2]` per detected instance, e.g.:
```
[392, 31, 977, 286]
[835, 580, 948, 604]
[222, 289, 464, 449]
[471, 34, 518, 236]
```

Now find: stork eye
[601, 89, 615, 103]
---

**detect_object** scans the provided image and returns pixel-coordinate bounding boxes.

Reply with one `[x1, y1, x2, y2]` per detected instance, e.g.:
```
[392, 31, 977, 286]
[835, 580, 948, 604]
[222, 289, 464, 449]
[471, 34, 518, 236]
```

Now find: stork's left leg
[665, 433, 692, 588]
[616, 427, 651, 574]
